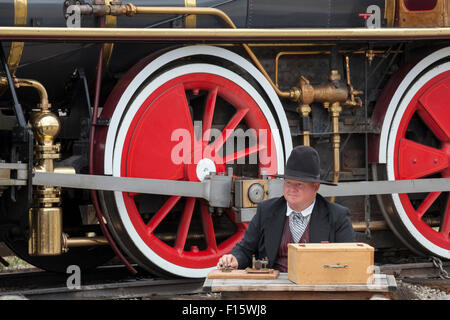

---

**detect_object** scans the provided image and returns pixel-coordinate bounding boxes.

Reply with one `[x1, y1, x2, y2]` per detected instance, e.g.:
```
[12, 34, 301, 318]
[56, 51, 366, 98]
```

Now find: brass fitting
[290, 71, 349, 105]
[327, 102, 342, 186]
[296, 103, 312, 146]
[29, 207, 63, 256]
[28, 102, 63, 256]
[62, 234, 108, 252]
[290, 67, 362, 203]
[344, 55, 363, 107]
[26, 79, 75, 256]
[291, 70, 348, 150]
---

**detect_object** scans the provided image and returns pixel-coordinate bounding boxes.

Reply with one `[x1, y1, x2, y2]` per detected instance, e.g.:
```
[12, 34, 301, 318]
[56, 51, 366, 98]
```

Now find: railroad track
[0, 265, 205, 300]
[0, 261, 448, 300]
[379, 260, 450, 297]
[379, 261, 450, 279]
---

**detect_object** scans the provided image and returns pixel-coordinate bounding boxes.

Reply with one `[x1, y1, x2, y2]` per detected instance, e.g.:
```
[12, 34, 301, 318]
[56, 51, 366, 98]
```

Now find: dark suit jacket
[230, 194, 355, 269]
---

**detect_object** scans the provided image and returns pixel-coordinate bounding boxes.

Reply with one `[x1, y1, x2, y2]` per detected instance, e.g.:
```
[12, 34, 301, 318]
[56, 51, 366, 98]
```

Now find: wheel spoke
[398, 138, 448, 179]
[224, 144, 267, 164]
[417, 79, 450, 141]
[202, 86, 219, 142]
[440, 196, 450, 238]
[417, 192, 442, 219]
[147, 196, 181, 234]
[206, 108, 249, 155]
[200, 203, 217, 252]
[126, 83, 193, 180]
[175, 198, 196, 252]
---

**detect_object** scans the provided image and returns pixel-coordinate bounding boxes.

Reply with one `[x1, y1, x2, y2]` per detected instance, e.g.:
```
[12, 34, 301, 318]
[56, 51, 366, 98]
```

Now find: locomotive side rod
[2, 164, 449, 203]
[32, 171, 233, 208]
[32, 171, 450, 198]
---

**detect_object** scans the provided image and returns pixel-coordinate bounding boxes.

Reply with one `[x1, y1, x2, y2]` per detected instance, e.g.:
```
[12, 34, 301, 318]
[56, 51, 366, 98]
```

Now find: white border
[112, 64, 288, 277]
[379, 46, 450, 163]
[386, 62, 450, 259]
[105, 45, 293, 174]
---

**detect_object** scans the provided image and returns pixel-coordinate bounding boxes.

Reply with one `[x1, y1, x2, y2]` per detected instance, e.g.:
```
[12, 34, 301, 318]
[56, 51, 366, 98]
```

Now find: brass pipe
[352, 220, 388, 231]
[184, 0, 197, 28]
[130, 6, 237, 28]
[14, 78, 50, 109]
[102, 0, 117, 77]
[3, 26, 450, 41]
[327, 101, 342, 203]
[297, 104, 312, 146]
[352, 217, 441, 232]
[242, 45, 292, 99]
[7, 0, 27, 76]
[274, 49, 401, 88]
[63, 235, 109, 248]
[0, 0, 27, 95]
[73, 3, 294, 99]
[128, 5, 293, 99]
[0, 77, 50, 109]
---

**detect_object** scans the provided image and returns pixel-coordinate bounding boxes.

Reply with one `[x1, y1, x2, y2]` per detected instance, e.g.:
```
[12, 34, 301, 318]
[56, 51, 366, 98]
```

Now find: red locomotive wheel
[393, 70, 450, 251]
[95, 46, 290, 277]
[120, 72, 274, 269]
[378, 57, 450, 259]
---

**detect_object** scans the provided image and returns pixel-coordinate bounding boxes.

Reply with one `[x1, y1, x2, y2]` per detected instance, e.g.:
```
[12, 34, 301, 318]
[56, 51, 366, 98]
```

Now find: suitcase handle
[323, 264, 348, 269]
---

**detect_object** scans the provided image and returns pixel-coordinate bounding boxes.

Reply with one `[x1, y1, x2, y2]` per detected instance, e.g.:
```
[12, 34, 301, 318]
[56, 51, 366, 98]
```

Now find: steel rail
[0, 266, 204, 300]
[379, 261, 450, 279]
[1, 26, 450, 42]
[3, 278, 204, 300]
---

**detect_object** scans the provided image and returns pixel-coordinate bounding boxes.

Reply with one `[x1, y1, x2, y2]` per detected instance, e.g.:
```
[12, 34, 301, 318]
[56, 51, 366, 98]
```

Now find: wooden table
[203, 272, 397, 300]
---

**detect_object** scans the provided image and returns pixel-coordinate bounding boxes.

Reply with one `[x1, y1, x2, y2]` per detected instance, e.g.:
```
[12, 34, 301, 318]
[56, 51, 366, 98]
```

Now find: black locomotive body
[0, 0, 448, 277]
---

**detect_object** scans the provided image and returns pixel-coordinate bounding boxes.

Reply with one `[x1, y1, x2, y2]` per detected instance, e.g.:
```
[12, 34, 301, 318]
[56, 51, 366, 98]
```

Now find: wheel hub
[194, 158, 216, 182]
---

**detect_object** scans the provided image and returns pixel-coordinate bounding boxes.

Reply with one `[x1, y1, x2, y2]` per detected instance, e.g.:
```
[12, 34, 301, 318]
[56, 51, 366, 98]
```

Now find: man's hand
[217, 254, 238, 270]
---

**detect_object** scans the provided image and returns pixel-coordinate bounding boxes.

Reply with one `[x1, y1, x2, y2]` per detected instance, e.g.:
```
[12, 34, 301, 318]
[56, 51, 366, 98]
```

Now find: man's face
[283, 179, 320, 209]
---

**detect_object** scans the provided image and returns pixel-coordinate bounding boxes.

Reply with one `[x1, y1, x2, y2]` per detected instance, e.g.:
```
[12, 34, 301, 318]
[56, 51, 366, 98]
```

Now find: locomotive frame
[0, 0, 449, 278]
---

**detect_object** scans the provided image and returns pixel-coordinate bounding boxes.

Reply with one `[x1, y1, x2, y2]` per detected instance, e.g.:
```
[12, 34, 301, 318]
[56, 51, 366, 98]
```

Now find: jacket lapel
[309, 194, 331, 243]
[264, 197, 286, 267]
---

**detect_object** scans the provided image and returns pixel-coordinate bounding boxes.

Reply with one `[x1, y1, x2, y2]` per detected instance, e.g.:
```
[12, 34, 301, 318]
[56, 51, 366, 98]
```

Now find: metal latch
[0, 162, 28, 186]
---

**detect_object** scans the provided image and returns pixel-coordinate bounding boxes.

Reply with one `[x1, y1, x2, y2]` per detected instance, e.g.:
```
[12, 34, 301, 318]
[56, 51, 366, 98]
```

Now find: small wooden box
[288, 243, 374, 285]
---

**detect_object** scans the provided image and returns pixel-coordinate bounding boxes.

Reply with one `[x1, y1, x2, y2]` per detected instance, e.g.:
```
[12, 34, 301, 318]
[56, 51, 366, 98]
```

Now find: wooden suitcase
[288, 243, 375, 284]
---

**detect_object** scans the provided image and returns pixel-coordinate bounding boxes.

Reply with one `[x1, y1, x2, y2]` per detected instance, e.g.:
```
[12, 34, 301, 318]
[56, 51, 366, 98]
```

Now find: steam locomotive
[0, 0, 448, 278]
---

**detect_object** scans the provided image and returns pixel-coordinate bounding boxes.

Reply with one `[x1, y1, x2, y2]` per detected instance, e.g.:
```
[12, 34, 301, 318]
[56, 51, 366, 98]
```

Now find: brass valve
[28, 104, 64, 256]
[26, 79, 75, 256]
[289, 65, 362, 202]
[289, 69, 361, 108]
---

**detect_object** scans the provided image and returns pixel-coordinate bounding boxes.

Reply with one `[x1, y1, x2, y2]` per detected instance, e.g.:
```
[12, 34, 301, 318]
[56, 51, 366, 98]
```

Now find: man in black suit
[217, 145, 355, 271]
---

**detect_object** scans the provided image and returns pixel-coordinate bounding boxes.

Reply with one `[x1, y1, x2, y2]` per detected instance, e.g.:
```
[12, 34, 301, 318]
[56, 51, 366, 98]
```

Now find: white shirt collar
[286, 200, 315, 217]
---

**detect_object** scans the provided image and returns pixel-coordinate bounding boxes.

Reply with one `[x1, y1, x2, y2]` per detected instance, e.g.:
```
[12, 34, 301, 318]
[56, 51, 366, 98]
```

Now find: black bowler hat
[274, 146, 337, 186]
